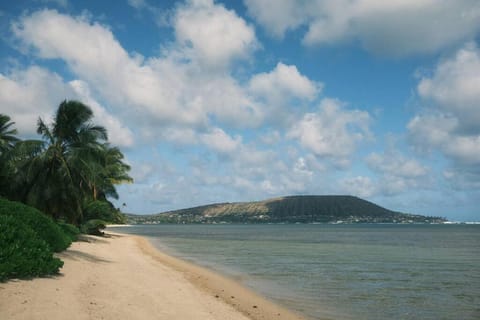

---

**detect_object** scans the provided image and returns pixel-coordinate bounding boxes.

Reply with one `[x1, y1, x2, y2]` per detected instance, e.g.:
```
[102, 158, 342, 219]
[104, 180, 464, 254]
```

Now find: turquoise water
[110, 224, 480, 320]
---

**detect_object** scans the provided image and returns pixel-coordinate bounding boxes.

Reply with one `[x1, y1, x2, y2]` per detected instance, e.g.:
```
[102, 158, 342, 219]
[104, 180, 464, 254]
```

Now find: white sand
[0, 233, 305, 320]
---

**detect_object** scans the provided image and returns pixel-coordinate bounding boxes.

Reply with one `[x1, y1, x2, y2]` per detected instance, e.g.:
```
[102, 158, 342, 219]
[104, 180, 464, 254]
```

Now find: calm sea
[109, 224, 480, 320]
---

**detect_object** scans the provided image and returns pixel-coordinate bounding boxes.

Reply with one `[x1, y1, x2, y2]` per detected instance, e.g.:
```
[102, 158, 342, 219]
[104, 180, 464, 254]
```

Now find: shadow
[1, 273, 66, 282]
[76, 232, 124, 243]
[104, 232, 125, 238]
[58, 250, 111, 263]
[76, 235, 110, 244]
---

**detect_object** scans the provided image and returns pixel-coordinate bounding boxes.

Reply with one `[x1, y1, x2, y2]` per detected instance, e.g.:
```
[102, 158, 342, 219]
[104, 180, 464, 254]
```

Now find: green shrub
[0, 215, 64, 281]
[83, 200, 126, 224]
[81, 219, 107, 236]
[58, 222, 80, 241]
[0, 198, 71, 252]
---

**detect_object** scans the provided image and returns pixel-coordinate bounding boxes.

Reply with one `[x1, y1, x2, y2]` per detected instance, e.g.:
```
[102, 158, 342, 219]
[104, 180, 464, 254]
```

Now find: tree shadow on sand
[57, 250, 111, 263]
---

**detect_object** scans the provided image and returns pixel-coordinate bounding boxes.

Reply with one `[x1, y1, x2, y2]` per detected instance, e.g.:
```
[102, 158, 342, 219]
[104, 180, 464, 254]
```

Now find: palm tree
[0, 114, 20, 197]
[4, 101, 132, 224]
[22, 101, 110, 223]
[18, 101, 132, 224]
[0, 114, 19, 154]
[78, 143, 132, 201]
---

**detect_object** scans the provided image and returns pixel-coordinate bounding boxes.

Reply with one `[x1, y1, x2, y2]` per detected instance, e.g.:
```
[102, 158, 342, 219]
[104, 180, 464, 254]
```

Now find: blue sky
[1, 0, 479, 221]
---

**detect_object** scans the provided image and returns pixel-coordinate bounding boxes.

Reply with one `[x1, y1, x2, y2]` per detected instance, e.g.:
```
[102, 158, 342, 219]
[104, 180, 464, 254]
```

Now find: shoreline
[0, 232, 306, 320]
[133, 234, 306, 320]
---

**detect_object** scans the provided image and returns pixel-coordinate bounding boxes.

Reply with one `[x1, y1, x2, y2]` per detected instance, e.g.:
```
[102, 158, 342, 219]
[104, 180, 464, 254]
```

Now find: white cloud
[366, 150, 430, 195]
[200, 127, 242, 154]
[0, 66, 75, 136]
[69, 80, 134, 147]
[244, 0, 305, 38]
[417, 42, 480, 133]
[174, 0, 257, 68]
[366, 152, 428, 179]
[159, 127, 198, 145]
[287, 98, 372, 165]
[250, 62, 321, 103]
[409, 43, 480, 171]
[11, 8, 263, 132]
[408, 114, 480, 167]
[12, 9, 147, 110]
[407, 114, 457, 151]
[340, 176, 377, 198]
[341, 148, 430, 198]
[0, 65, 133, 147]
[443, 166, 480, 190]
[339, 147, 431, 198]
[249, 62, 321, 126]
[245, 0, 480, 56]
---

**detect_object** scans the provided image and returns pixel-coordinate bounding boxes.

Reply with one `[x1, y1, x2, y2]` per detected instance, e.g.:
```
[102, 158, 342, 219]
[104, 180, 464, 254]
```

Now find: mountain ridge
[126, 195, 446, 224]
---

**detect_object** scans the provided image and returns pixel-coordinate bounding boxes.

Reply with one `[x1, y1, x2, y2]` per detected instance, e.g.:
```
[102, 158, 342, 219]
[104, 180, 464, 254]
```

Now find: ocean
[109, 224, 480, 320]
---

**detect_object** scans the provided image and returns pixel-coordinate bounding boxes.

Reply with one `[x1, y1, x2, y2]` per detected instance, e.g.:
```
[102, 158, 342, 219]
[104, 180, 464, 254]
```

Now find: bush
[0, 215, 64, 281]
[58, 222, 80, 241]
[81, 219, 107, 236]
[0, 198, 71, 252]
[83, 200, 126, 224]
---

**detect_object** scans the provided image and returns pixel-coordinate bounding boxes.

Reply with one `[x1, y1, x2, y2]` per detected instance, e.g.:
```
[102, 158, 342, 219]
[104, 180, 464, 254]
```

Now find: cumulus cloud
[409, 43, 480, 188]
[3, 2, 401, 213]
[250, 63, 320, 101]
[417, 42, 480, 133]
[69, 80, 134, 147]
[200, 127, 242, 154]
[410, 42, 480, 162]
[244, 0, 305, 38]
[340, 148, 430, 198]
[11, 7, 263, 132]
[245, 0, 480, 56]
[340, 176, 377, 198]
[0, 66, 75, 136]
[249, 62, 321, 126]
[366, 152, 428, 180]
[287, 98, 372, 165]
[12, 9, 153, 113]
[0, 65, 134, 147]
[174, 0, 258, 68]
[366, 150, 430, 195]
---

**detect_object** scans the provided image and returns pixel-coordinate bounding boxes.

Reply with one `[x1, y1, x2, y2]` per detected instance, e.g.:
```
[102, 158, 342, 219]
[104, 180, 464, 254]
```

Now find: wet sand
[0, 232, 305, 320]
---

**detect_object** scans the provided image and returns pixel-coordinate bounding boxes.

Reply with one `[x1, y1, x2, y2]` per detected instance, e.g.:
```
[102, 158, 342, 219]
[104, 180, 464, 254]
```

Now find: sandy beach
[0, 232, 305, 320]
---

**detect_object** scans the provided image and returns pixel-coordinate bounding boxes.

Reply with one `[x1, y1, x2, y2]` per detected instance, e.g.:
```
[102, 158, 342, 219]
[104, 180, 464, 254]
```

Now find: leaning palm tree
[98, 144, 133, 200]
[22, 100, 109, 223]
[76, 143, 132, 202]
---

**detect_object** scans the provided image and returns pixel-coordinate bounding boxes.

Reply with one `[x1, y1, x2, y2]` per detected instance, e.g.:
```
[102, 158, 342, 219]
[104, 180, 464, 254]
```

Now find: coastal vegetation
[0, 199, 66, 281]
[128, 195, 446, 224]
[0, 101, 132, 281]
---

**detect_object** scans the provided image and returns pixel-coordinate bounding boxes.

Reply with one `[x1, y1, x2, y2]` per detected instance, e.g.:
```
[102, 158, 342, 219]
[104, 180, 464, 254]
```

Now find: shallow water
[110, 224, 480, 320]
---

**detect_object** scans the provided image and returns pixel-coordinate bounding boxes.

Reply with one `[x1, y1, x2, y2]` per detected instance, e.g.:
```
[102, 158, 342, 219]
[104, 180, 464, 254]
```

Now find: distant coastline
[125, 195, 446, 225]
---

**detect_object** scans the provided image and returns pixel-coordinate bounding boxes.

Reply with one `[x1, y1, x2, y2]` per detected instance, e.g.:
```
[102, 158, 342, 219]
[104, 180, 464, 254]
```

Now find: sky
[0, 0, 479, 221]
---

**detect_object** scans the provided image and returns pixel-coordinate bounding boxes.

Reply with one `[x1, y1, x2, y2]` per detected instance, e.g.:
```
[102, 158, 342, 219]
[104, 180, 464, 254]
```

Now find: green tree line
[1, 100, 133, 281]
[0, 100, 132, 225]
